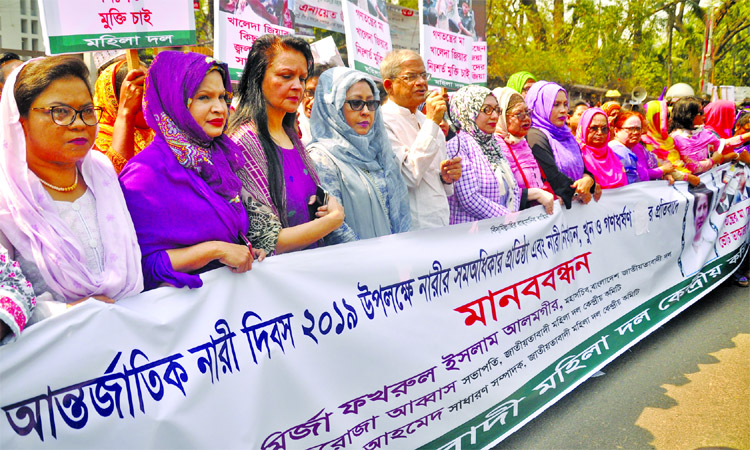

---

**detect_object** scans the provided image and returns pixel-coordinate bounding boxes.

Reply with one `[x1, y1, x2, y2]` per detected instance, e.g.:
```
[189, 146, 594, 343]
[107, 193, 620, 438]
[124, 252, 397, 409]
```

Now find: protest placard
[419, 0, 473, 90]
[296, 0, 346, 33]
[342, 0, 392, 79]
[214, 0, 294, 80]
[38, 0, 196, 55]
[387, 3, 419, 52]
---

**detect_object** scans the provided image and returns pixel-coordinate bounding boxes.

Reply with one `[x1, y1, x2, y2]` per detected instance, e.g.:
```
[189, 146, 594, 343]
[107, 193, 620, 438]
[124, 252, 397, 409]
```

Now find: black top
[527, 127, 594, 209]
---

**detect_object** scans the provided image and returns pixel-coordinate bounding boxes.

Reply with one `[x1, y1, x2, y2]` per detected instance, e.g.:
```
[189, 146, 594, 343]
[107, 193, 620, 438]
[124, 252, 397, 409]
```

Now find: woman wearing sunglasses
[307, 68, 411, 245]
[0, 56, 143, 323]
[446, 85, 555, 225]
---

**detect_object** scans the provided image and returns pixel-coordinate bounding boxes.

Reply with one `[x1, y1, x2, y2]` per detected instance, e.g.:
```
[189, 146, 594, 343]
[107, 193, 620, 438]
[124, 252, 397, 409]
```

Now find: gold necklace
[38, 168, 79, 193]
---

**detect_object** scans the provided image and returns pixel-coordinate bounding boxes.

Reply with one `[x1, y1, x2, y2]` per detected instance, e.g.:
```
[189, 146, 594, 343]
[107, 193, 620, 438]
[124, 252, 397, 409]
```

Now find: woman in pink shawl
[704, 100, 750, 163]
[669, 97, 738, 174]
[576, 108, 627, 189]
[494, 87, 554, 201]
[0, 56, 143, 324]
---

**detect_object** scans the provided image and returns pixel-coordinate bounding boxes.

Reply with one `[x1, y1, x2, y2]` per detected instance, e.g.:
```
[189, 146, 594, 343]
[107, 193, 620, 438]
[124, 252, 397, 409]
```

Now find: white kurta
[381, 100, 453, 229]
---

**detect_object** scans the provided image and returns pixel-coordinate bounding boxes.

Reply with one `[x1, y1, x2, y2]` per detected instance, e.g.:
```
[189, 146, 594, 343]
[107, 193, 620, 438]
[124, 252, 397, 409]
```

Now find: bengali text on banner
[1, 163, 748, 449]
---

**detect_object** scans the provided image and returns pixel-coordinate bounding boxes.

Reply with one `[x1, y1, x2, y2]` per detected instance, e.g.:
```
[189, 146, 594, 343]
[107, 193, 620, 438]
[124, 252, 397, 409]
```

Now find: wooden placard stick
[126, 49, 140, 70]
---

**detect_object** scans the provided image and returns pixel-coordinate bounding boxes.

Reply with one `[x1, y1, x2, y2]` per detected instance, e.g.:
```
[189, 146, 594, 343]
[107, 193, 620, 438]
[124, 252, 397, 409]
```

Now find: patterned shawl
[641, 100, 675, 160]
[142, 51, 244, 202]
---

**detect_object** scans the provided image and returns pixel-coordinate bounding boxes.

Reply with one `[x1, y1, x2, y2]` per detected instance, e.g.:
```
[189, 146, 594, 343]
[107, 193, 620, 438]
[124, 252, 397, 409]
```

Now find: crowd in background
[1, 37, 749, 343]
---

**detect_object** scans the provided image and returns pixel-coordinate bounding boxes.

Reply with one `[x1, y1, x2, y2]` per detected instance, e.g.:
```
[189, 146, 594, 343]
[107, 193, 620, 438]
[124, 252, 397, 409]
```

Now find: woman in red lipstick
[119, 52, 265, 291]
[0, 56, 143, 324]
[305, 67, 411, 245]
[228, 34, 345, 254]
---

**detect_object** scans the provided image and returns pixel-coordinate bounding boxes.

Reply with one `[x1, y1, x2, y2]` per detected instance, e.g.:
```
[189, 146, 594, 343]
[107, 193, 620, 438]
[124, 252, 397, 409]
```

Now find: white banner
[386, 3, 419, 53]
[214, 0, 294, 80]
[295, 0, 346, 33]
[1, 164, 748, 449]
[471, 41, 487, 85]
[342, 0, 392, 79]
[38, 0, 196, 54]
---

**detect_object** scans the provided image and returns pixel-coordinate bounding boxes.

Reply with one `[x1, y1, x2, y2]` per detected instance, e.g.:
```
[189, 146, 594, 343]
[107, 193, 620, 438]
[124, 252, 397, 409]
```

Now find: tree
[484, 0, 748, 97]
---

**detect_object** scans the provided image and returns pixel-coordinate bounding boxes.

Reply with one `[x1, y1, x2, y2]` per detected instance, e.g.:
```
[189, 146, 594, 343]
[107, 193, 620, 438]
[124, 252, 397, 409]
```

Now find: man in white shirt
[380, 50, 462, 229]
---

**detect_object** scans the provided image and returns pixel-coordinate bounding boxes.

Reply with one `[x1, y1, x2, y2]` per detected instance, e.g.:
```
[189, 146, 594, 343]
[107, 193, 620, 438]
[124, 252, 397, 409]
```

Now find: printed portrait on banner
[218, 0, 294, 28]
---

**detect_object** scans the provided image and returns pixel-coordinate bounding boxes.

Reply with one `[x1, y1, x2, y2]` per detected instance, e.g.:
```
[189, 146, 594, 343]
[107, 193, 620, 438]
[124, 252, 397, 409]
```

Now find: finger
[130, 76, 146, 87]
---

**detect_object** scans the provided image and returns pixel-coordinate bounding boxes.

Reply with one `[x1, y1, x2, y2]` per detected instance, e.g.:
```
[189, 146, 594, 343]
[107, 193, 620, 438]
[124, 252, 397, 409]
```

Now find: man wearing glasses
[379, 49, 462, 230]
[0, 53, 23, 102]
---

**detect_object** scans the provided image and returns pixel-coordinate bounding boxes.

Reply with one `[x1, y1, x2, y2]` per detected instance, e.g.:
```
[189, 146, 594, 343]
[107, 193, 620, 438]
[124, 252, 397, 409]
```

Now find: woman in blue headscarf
[307, 68, 411, 245]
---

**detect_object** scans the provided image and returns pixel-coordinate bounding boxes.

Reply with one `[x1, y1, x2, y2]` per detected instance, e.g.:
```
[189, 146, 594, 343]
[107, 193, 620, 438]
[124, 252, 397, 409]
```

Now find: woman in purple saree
[119, 52, 264, 291]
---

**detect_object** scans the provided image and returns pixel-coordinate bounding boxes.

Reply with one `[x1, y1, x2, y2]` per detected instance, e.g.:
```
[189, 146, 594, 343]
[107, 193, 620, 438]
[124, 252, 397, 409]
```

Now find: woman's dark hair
[227, 34, 313, 221]
[309, 63, 330, 81]
[734, 111, 750, 134]
[669, 96, 703, 132]
[14, 55, 91, 117]
[113, 61, 129, 99]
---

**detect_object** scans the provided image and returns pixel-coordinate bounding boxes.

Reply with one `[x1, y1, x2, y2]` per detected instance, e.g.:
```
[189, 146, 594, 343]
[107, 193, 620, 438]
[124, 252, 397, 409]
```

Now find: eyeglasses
[507, 108, 531, 121]
[304, 89, 316, 99]
[479, 104, 500, 116]
[620, 126, 642, 134]
[32, 105, 103, 126]
[589, 126, 609, 135]
[345, 99, 380, 112]
[395, 72, 431, 83]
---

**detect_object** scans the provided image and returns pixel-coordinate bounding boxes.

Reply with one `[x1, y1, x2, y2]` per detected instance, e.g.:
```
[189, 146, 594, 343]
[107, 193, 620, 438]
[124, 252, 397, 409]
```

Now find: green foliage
[486, 0, 750, 96]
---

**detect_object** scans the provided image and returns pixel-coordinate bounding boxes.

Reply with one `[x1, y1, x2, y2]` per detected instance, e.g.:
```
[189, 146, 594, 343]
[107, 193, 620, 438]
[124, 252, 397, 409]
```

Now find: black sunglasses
[345, 99, 380, 112]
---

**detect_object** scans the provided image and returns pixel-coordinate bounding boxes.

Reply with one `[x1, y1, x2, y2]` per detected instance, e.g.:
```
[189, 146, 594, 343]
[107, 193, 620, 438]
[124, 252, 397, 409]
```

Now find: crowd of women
[1, 37, 749, 343]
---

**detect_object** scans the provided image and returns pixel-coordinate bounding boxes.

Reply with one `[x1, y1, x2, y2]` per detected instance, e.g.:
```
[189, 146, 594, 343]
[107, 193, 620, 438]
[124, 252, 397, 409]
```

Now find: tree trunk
[553, 0, 564, 44]
[520, 0, 548, 48]
[667, 4, 675, 86]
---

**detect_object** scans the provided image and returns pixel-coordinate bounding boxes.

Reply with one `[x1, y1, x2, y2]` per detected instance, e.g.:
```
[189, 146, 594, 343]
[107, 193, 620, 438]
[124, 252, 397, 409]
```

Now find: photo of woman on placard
[680, 184, 718, 276]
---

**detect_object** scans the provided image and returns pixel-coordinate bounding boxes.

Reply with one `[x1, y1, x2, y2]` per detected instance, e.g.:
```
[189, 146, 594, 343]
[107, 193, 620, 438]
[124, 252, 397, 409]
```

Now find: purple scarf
[0, 59, 143, 302]
[526, 81, 585, 181]
[120, 52, 249, 290]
